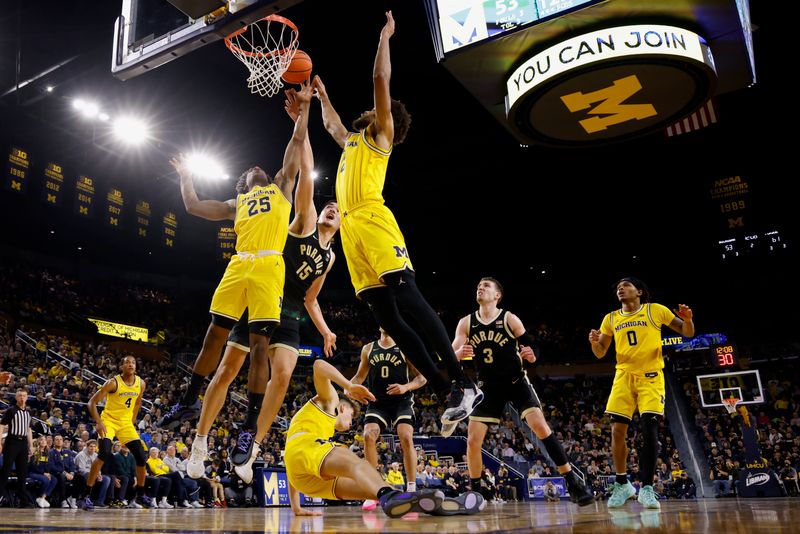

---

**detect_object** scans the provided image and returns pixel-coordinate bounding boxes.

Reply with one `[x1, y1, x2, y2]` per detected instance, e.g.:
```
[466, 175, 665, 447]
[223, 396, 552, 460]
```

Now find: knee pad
[98, 438, 114, 463]
[128, 439, 147, 466]
[249, 320, 278, 339]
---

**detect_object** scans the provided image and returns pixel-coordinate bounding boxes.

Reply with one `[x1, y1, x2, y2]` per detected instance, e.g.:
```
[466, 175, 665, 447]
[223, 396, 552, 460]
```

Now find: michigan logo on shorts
[393, 245, 408, 258]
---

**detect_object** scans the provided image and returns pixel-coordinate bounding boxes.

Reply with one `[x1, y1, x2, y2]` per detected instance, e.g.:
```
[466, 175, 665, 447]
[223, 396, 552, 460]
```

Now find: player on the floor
[452, 277, 594, 506]
[229, 91, 341, 481]
[589, 277, 694, 509]
[313, 10, 481, 435]
[284, 358, 443, 518]
[350, 328, 426, 510]
[82, 356, 151, 509]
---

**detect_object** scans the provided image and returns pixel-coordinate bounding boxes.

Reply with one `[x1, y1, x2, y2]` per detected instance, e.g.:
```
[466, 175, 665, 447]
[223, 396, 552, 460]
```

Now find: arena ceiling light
[311, 171, 319, 180]
[185, 153, 227, 181]
[112, 116, 150, 145]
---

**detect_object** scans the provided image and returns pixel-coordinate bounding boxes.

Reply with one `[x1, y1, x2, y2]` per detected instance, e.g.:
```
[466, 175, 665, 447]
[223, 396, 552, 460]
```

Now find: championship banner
[254, 468, 318, 507]
[106, 188, 124, 228]
[216, 226, 236, 261]
[6, 147, 30, 194]
[74, 175, 95, 218]
[41, 162, 64, 206]
[135, 200, 151, 238]
[527, 477, 567, 499]
[87, 317, 149, 342]
[710, 175, 750, 232]
[162, 211, 178, 248]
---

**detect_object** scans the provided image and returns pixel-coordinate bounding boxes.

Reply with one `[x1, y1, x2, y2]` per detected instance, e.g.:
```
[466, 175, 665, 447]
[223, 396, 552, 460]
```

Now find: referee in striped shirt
[0, 389, 35, 500]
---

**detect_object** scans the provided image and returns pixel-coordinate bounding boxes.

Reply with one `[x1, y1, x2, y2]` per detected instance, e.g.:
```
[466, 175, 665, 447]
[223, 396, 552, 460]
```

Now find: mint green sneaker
[607, 481, 636, 508]
[637, 485, 661, 509]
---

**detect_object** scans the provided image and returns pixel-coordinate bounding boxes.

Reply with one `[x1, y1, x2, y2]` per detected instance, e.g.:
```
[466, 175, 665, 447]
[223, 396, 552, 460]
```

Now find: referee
[0, 388, 35, 502]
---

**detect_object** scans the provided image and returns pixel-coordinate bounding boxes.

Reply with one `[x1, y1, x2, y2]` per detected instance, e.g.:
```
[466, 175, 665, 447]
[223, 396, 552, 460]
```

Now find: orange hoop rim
[722, 397, 740, 412]
[224, 14, 298, 58]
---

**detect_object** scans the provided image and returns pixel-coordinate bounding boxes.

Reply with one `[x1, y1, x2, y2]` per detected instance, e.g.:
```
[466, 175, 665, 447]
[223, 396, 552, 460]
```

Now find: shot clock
[711, 343, 738, 369]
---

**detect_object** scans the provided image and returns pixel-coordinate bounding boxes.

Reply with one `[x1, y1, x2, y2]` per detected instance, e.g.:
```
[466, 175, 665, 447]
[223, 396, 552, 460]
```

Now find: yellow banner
[88, 317, 149, 342]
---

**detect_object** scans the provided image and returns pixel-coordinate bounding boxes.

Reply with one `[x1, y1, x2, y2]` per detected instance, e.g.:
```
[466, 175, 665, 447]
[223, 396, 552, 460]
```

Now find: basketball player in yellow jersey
[589, 277, 694, 510]
[83, 356, 150, 509]
[169, 81, 314, 477]
[284, 358, 443, 518]
[313, 11, 482, 433]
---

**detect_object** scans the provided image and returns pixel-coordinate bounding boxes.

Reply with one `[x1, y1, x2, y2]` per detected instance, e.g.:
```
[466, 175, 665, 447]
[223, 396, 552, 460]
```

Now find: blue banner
[527, 476, 567, 499]
[254, 468, 321, 507]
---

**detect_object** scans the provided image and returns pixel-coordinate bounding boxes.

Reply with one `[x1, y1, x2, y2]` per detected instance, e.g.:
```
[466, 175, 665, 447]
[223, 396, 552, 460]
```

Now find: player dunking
[230, 91, 341, 482]
[314, 11, 481, 433]
[589, 277, 694, 509]
[284, 358, 444, 517]
[452, 278, 594, 506]
[351, 328, 426, 510]
[168, 81, 313, 478]
[82, 356, 150, 509]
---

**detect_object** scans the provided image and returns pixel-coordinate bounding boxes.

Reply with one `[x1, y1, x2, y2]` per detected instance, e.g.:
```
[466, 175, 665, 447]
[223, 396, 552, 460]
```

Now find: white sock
[407, 481, 416, 492]
[195, 434, 208, 448]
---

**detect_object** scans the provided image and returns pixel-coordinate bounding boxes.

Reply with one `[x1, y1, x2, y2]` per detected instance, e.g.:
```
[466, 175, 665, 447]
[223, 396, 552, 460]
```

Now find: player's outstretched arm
[275, 80, 313, 202]
[289, 481, 321, 516]
[284, 88, 317, 235]
[304, 262, 337, 357]
[372, 11, 395, 150]
[387, 361, 427, 395]
[132, 379, 146, 426]
[88, 378, 117, 439]
[313, 76, 347, 148]
[350, 344, 372, 386]
[588, 329, 611, 358]
[171, 155, 235, 221]
[670, 304, 695, 337]
[313, 359, 374, 412]
[451, 316, 473, 360]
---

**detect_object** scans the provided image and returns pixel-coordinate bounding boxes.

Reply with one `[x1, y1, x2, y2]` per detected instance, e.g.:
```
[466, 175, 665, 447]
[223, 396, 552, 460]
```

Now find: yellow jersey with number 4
[102, 375, 141, 422]
[600, 303, 675, 373]
[234, 184, 291, 253]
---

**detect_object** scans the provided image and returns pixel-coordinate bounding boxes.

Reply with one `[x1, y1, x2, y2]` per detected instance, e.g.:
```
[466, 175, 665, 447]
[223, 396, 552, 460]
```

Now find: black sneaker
[565, 467, 595, 507]
[379, 488, 444, 518]
[442, 380, 483, 424]
[158, 400, 201, 430]
[430, 491, 486, 516]
[231, 430, 255, 466]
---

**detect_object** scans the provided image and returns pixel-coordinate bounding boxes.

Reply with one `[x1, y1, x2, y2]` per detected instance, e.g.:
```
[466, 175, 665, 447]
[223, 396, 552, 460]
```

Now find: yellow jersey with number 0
[234, 184, 291, 253]
[600, 303, 675, 373]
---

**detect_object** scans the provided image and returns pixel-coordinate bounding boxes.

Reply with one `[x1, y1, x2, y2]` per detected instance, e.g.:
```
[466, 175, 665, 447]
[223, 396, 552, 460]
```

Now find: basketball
[282, 50, 312, 84]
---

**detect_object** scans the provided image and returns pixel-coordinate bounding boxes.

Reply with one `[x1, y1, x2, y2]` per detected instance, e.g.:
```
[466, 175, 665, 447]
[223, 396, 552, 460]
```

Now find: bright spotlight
[46, 85, 54, 93]
[113, 116, 149, 145]
[98, 112, 110, 122]
[186, 153, 226, 180]
[81, 102, 99, 119]
[72, 98, 85, 110]
[311, 171, 319, 180]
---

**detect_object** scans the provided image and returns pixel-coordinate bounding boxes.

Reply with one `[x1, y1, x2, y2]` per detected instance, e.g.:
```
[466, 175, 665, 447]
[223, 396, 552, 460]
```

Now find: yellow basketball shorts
[605, 368, 666, 422]
[101, 415, 139, 445]
[209, 254, 284, 324]
[284, 434, 339, 500]
[340, 204, 414, 295]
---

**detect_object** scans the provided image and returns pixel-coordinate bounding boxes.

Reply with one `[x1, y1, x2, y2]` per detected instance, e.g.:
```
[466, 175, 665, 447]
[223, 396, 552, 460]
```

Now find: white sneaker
[68, 497, 78, 509]
[36, 497, 48, 508]
[180, 500, 192, 508]
[151, 500, 159, 509]
[187, 441, 208, 479]
[159, 497, 174, 509]
[233, 443, 261, 484]
[121, 500, 128, 507]
[442, 381, 484, 424]
[61, 500, 70, 508]
[190, 500, 204, 508]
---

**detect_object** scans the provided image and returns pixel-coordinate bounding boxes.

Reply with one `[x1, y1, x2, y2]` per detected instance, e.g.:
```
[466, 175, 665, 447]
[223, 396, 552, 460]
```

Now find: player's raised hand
[588, 329, 602, 344]
[386, 383, 407, 396]
[284, 88, 299, 121]
[322, 331, 337, 358]
[674, 304, 693, 321]
[381, 11, 395, 39]
[346, 384, 376, 404]
[169, 154, 189, 176]
[455, 343, 474, 359]
[294, 79, 313, 105]
[312, 75, 328, 100]
[520, 346, 537, 363]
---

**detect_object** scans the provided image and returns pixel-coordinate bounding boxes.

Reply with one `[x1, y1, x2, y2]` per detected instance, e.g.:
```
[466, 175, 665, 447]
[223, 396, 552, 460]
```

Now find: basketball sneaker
[442, 380, 483, 424]
[440, 421, 458, 438]
[81, 497, 93, 511]
[564, 467, 595, 506]
[186, 439, 208, 479]
[637, 485, 661, 509]
[158, 400, 201, 430]
[362, 499, 378, 511]
[607, 481, 636, 508]
[233, 443, 261, 484]
[379, 488, 444, 518]
[231, 431, 255, 466]
[429, 491, 486, 516]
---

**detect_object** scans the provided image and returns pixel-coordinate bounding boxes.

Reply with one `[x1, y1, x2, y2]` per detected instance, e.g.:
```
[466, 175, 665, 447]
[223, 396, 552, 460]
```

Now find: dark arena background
[1, 1, 798, 532]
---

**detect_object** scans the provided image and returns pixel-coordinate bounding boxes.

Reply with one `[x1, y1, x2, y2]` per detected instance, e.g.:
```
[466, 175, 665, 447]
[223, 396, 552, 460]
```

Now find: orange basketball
[282, 50, 312, 84]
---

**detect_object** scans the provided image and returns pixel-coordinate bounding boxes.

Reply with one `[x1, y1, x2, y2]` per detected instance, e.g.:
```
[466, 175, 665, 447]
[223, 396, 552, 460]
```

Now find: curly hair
[235, 167, 273, 194]
[351, 99, 412, 145]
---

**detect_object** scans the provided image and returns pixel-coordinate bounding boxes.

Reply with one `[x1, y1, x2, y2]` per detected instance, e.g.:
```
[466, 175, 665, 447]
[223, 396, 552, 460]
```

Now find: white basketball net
[722, 397, 740, 414]
[225, 15, 298, 97]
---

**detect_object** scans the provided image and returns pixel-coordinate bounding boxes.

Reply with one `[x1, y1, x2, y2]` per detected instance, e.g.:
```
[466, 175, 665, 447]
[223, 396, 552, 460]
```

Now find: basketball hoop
[225, 14, 299, 97]
[722, 396, 740, 415]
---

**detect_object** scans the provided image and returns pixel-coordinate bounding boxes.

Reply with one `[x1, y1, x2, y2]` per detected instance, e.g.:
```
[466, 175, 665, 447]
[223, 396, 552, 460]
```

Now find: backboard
[696, 369, 764, 408]
[112, 0, 304, 81]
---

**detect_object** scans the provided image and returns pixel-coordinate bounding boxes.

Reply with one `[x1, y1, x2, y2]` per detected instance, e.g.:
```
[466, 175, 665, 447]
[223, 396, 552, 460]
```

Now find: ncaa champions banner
[74, 175, 95, 218]
[42, 162, 64, 206]
[162, 211, 177, 248]
[217, 226, 236, 261]
[136, 200, 151, 238]
[106, 188, 124, 228]
[6, 147, 30, 194]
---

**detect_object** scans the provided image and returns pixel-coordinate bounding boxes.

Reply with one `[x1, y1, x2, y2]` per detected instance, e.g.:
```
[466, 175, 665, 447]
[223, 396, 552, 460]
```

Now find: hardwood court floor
[0, 499, 796, 533]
